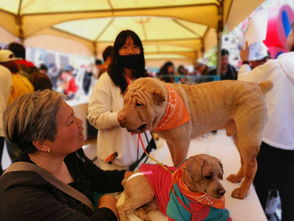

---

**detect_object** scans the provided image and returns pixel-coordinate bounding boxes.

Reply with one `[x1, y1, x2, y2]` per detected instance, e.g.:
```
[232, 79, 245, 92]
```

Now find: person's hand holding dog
[98, 194, 118, 216]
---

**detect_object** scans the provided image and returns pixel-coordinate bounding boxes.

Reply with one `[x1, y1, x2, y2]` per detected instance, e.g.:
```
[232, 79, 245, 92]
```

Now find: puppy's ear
[152, 90, 165, 105]
[183, 157, 203, 184]
[219, 162, 224, 173]
[219, 161, 224, 179]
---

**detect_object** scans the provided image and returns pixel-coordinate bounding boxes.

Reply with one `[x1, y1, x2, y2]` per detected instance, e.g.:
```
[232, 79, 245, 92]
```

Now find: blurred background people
[59, 65, 78, 99]
[29, 72, 52, 91]
[157, 61, 175, 83]
[7, 42, 38, 79]
[39, 63, 48, 75]
[94, 59, 106, 79]
[194, 61, 215, 83]
[239, 42, 269, 73]
[83, 63, 95, 95]
[102, 45, 113, 72]
[209, 49, 237, 80]
[88, 30, 156, 170]
[0, 50, 34, 105]
[47, 63, 59, 90]
[177, 65, 189, 84]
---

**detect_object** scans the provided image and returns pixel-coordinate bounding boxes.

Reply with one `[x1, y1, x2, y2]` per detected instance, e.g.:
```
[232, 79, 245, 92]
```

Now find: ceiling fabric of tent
[0, 0, 264, 62]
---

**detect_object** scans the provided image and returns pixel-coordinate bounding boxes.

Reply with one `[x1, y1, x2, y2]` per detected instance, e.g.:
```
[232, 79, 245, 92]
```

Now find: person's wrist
[98, 195, 118, 216]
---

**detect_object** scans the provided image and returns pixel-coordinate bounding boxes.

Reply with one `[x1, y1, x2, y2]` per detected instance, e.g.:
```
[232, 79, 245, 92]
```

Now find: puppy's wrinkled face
[182, 154, 226, 199]
[118, 78, 167, 133]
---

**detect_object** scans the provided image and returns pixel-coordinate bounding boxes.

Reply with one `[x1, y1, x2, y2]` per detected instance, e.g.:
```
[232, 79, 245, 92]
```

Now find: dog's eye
[204, 175, 212, 180]
[136, 103, 144, 107]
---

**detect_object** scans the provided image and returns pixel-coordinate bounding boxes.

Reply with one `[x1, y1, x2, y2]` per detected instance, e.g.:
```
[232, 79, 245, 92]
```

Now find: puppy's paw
[231, 188, 247, 199]
[227, 174, 242, 183]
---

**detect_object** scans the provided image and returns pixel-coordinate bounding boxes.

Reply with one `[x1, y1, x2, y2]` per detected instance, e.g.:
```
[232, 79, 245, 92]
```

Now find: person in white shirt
[87, 30, 155, 170]
[0, 65, 12, 174]
[238, 41, 294, 221]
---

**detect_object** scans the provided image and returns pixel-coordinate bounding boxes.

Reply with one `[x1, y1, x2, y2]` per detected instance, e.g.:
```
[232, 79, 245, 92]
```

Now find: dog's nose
[217, 188, 226, 197]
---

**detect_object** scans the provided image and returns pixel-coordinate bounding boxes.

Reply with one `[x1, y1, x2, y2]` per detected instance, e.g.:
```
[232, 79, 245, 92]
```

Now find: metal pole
[16, 0, 24, 42]
[216, 0, 224, 76]
[93, 42, 97, 58]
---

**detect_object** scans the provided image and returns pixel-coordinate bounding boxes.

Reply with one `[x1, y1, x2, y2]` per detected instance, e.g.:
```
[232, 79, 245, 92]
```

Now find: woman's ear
[32, 140, 51, 152]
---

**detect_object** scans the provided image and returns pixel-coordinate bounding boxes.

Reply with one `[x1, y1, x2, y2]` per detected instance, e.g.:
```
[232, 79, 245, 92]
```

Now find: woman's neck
[28, 152, 64, 174]
[29, 152, 73, 183]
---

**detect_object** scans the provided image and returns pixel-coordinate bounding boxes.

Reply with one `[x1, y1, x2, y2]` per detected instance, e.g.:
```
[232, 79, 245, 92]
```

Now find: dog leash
[138, 133, 173, 175]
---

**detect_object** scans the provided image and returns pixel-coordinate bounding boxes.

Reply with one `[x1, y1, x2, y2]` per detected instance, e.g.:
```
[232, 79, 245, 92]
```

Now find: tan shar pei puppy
[117, 154, 228, 221]
[118, 78, 273, 199]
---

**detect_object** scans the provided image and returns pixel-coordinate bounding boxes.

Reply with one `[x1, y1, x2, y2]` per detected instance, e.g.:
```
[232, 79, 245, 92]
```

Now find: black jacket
[0, 149, 125, 221]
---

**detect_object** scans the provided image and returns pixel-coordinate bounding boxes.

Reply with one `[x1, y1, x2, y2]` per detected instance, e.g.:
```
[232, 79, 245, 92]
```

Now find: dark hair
[29, 72, 53, 91]
[221, 49, 229, 56]
[108, 30, 148, 93]
[177, 65, 185, 74]
[158, 61, 175, 83]
[7, 42, 26, 59]
[102, 46, 113, 61]
[95, 59, 103, 65]
[159, 61, 174, 75]
[4, 90, 63, 154]
[39, 64, 48, 72]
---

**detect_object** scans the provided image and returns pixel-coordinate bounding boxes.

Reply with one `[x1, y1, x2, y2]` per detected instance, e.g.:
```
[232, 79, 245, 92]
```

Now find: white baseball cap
[248, 42, 268, 61]
[0, 50, 15, 62]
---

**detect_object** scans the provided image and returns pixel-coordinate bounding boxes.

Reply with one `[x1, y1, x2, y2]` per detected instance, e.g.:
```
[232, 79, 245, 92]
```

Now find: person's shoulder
[15, 59, 35, 68]
[0, 65, 12, 79]
[0, 64, 10, 73]
[97, 72, 115, 88]
[0, 169, 47, 193]
[99, 72, 111, 81]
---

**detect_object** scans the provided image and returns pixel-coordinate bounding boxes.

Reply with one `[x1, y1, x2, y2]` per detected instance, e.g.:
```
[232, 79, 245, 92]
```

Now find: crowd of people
[0, 26, 293, 221]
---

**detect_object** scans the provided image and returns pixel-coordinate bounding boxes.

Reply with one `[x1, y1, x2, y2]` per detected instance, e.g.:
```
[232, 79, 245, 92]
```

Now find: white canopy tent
[0, 0, 264, 63]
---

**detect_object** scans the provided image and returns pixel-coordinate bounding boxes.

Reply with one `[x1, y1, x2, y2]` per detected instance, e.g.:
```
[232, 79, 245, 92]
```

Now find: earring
[47, 149, 51, 153]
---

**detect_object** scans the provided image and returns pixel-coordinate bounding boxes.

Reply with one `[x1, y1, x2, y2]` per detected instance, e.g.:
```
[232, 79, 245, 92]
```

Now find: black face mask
[118, 54, 141, 69]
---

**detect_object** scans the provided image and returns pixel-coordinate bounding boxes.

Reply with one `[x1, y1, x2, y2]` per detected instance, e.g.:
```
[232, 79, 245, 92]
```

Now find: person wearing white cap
[238, 39, 294, 221]
[0, 50, 34, 105]
[238, 41, 269, 75]
[0, 49, 34, 162]
[0, 64, 12, 174]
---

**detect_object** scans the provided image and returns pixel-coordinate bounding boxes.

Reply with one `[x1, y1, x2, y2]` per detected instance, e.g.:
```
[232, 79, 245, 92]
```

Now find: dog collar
[154, 86, 190, 131]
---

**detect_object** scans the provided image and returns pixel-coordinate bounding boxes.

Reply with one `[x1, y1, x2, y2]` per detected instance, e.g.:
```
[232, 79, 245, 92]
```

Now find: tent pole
[93, 42, 97, 58]
[216, 0, 224, 76]
[16, 0, 24, 42]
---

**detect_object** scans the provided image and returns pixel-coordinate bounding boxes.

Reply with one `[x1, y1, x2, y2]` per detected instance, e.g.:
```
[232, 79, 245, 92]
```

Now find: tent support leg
[216, 0, 224, 77]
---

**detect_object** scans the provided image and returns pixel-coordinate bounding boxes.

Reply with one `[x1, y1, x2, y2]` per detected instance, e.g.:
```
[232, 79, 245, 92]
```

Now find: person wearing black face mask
[88, 30, 156, 171]
[118, 54, 141, 69]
